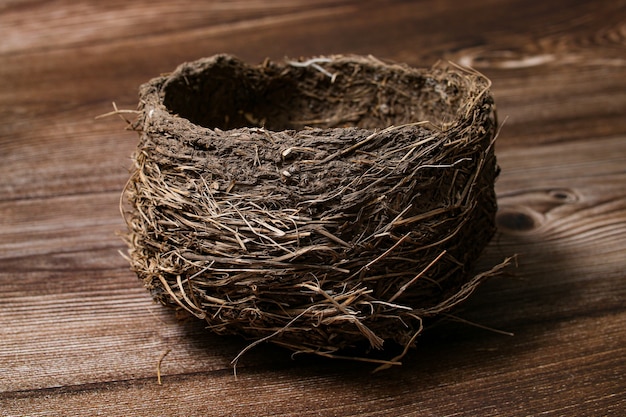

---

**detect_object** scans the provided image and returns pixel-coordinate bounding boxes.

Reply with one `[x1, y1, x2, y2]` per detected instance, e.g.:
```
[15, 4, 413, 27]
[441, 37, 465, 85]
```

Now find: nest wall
[123, 54, 505, 361]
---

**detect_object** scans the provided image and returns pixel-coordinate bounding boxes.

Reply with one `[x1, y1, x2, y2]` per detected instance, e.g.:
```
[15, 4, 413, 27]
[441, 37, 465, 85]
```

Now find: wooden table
[2, 1, 625, 415]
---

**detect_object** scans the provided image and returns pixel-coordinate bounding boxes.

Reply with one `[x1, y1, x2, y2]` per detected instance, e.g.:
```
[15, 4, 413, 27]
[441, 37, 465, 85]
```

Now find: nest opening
[125, 54, 508, 369]
[161, 56, 464, 132]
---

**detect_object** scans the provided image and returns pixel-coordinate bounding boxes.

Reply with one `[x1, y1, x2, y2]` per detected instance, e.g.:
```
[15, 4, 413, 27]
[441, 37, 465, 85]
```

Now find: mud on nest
[122, 54, 510, 369]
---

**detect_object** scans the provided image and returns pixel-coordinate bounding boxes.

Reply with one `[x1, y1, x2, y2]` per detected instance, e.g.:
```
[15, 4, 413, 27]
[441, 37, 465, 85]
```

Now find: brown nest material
[122, 54, 509, 368]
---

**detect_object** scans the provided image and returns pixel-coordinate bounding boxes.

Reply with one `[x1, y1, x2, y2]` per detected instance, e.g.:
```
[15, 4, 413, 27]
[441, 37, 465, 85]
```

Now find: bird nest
[122, 54, 508, 368]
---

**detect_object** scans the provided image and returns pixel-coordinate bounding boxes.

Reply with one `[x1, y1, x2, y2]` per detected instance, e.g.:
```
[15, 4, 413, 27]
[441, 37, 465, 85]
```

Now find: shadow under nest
[122, 54, 510, 370]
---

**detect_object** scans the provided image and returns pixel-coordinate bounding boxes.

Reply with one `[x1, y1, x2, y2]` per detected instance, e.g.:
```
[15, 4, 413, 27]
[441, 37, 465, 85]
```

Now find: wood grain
[1, 0, 625, 415]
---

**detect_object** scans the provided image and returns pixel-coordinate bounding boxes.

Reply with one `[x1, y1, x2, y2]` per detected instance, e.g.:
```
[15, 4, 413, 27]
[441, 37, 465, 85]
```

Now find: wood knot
[496, 187, 580, 234]
[496, 208, 537, 232]
[548, 188, 579, 203]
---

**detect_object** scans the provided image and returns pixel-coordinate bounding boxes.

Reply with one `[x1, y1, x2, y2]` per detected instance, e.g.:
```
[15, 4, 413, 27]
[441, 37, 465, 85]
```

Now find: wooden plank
[1, 0, 625, 415]
[2, 136, 624, 413]
[2, 315, 625, 415]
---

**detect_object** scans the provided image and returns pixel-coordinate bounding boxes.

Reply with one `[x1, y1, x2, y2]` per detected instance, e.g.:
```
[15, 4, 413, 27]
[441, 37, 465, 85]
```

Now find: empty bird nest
[121, 54, 509, 369]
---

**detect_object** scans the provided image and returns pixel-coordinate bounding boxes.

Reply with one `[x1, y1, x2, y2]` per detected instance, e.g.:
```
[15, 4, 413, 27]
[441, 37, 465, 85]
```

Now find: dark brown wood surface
[1, 0, 625, 415]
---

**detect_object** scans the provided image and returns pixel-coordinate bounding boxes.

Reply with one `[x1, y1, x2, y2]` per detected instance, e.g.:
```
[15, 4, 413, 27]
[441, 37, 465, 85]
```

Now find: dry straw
[122, 54, 509, 369]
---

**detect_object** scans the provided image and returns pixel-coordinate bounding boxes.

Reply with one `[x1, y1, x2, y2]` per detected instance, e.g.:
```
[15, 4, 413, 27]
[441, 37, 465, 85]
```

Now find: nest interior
[124, 54, 507, 365]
